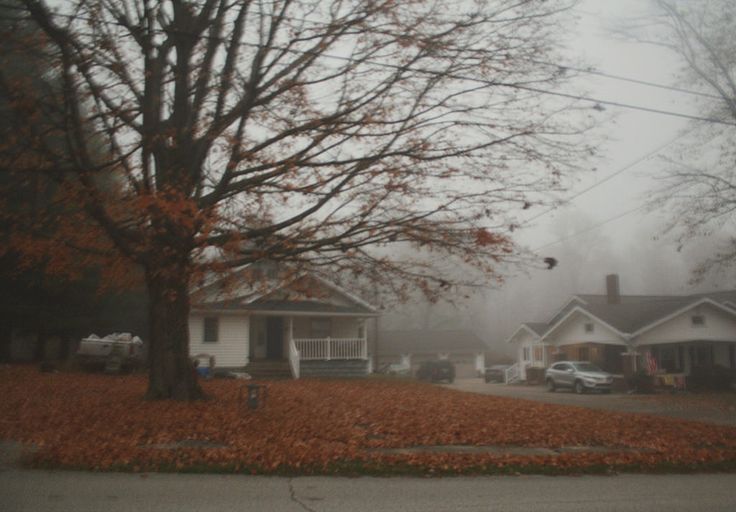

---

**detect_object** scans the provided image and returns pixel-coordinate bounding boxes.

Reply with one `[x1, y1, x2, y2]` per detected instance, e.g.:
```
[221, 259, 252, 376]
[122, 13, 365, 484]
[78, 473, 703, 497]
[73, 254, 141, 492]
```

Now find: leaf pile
[2, 366, 736, 475]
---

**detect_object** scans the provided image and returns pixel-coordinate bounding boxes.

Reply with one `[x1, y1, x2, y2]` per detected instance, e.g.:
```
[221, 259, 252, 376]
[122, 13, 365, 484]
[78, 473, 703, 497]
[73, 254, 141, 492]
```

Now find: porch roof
[192, 299, 376, 316]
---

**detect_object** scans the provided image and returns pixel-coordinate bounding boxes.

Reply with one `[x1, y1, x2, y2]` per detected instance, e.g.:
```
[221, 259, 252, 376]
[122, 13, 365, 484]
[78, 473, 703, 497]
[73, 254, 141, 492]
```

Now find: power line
[6, 3, 736, 127]
[533, 204, 645, 251]
[528, 60, 722, 100]
[524, 127, 694, 225]
[0, 2, 726, 102]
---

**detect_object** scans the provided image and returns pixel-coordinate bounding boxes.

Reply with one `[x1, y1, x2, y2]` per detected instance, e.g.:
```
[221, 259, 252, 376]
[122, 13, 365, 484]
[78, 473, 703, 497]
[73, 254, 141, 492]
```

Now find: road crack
[288, 478, 320, 512]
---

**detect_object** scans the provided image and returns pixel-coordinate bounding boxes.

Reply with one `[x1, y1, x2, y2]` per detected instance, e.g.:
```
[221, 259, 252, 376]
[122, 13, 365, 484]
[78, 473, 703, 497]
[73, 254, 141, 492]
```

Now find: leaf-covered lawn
[2, 365, 736, 475]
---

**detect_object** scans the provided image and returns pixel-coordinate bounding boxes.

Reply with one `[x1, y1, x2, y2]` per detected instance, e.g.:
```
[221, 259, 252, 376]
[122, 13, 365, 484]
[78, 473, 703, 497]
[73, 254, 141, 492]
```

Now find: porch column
[288, 317, 294, 344]
[362, 321, 368, 359]
[541, 343, 547, 367]
[326, 336, 331, 360]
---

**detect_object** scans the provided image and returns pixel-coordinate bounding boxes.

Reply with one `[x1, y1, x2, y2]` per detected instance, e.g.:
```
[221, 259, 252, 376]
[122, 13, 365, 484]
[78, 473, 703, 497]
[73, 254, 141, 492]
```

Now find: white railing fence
[294, 337, 367, 360]
[288, 339, 300, 379]
[504, 362, 520, 384]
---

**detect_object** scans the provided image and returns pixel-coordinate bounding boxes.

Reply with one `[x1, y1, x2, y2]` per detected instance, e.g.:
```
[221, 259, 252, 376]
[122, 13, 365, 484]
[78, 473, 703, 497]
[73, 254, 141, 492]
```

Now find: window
[203, 317, 219, 343]
[310, 318, 331, 338]
[691, 315, 706, 327]
[522, 347, 530, 361]
[584, 322, 595, 333]
[659, 346, 679, 372]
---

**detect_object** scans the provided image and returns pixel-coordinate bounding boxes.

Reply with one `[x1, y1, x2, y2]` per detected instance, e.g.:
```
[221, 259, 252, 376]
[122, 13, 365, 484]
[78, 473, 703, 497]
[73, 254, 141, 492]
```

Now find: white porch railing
[294, 337, 368, 360]
[504, 362, 520, 384]
[288, 338, 300, 379]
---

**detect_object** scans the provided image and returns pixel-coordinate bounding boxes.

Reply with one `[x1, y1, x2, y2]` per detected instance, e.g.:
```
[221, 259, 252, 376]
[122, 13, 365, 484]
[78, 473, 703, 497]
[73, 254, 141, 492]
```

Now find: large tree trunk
[145, 267, 203, 401]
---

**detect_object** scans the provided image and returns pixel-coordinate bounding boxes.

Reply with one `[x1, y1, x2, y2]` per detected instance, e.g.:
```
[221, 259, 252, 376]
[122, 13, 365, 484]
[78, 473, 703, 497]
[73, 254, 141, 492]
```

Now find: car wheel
[574, 380, 585, 394]
[546, 379, 556, 392]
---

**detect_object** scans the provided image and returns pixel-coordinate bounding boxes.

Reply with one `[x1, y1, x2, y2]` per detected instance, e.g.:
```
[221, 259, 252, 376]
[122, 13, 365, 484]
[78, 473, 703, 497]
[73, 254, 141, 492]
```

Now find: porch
[248, 314, 370, 379]
[551, 342, 627, 374]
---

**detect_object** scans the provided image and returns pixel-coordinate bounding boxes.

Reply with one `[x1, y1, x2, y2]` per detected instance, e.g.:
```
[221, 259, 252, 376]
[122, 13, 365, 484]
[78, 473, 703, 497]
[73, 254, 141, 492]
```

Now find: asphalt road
[444, 379, 736, 425]
[2, 468, 736, 512]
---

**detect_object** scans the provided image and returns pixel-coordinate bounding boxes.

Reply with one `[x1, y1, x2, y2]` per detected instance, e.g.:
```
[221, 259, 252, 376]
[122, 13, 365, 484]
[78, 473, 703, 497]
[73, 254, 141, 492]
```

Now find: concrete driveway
[444, 379, 736, 425]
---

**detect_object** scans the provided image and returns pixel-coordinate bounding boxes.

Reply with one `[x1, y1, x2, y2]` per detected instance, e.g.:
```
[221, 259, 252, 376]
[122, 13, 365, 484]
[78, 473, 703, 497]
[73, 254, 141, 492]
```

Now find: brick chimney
[606, 274, 620, 304]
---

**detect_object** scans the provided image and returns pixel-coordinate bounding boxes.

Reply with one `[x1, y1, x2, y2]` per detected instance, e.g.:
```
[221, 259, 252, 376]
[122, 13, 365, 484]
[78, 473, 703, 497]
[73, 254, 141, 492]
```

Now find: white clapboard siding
[189, 314, 250, 368]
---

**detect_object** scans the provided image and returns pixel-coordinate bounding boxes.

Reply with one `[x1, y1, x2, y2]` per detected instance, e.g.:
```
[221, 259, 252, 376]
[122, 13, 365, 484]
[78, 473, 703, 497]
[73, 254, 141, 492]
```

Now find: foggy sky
[382, 0, 728, 356]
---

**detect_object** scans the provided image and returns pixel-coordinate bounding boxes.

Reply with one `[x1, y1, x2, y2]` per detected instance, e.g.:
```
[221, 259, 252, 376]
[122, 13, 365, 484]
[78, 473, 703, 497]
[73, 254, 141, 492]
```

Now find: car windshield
[573, 362, 603, 372]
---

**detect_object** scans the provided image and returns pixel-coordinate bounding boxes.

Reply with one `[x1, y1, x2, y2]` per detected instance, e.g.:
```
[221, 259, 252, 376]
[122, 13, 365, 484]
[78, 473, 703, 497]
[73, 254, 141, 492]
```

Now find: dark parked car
[545, 361, 613, 394]
[416, 360, 456, 383]
[484, 364, 510, 383]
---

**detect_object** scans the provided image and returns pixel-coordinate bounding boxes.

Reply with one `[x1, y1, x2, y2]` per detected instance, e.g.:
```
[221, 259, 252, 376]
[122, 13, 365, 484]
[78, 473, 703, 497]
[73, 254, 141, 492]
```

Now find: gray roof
[517, 290, 736, 339]
[378, 330, 489, 355]
[522, 322, 548, 336]
[190, 267, 377, 316]
[193, 299, 375, 315]
[555, 291, 736, 334]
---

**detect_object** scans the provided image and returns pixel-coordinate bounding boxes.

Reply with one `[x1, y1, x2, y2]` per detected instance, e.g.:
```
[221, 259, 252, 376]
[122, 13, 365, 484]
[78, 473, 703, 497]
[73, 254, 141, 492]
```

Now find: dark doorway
[266, 317, 284, 359]
[602, 345, 626, 374]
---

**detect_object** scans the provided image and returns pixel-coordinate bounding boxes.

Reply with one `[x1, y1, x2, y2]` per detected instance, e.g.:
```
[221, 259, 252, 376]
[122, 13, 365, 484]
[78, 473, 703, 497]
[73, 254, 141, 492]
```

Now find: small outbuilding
[376, 329, 490, 378]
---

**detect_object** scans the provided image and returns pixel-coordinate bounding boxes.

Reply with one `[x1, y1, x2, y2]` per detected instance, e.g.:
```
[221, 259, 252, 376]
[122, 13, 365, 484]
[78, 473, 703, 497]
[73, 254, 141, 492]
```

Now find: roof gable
[191, 269, 377, 315]
[506, 323, 546, 343]
[631, 297, 736, 337]
[541, 306, 629, 342]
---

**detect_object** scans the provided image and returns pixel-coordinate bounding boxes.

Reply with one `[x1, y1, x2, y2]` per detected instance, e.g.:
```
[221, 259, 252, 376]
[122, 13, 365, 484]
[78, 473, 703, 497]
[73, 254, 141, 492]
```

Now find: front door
[266, 317, 284, 359]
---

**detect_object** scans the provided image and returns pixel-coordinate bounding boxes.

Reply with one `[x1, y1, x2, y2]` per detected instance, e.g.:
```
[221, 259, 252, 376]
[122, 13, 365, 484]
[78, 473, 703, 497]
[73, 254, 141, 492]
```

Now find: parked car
[545, 361, 613, 394]
[484, 364, 510, 383]
[416, 360, 455, 383]
[379, 363, 411, 376]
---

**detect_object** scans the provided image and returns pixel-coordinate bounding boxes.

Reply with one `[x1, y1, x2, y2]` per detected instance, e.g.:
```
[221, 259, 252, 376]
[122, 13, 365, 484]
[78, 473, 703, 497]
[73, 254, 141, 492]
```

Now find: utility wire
[528, 60, 722, 100]
[533, 204, 645, 251]
[523, 127, 695, 225]
[0, 2, 725, 102]
[4, 3, 736, 127]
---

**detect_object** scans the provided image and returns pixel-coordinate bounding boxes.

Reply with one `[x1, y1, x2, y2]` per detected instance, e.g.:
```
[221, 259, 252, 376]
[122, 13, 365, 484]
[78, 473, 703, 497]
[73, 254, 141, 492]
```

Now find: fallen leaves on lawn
[2, 365, 736, 474]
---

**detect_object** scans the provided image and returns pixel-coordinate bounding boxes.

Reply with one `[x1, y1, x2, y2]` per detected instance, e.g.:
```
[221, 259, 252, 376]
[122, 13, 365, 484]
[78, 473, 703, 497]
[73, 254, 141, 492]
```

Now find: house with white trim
[189, 265, 378, 379]
[507, 275, 736, 384]
[505, 323, 547, 381]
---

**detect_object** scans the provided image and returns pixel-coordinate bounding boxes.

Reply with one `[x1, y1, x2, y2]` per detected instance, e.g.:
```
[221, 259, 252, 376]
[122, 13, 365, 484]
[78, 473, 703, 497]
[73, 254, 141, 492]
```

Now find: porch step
[300, 359, 370, 378]
[245, 360, 293, 380]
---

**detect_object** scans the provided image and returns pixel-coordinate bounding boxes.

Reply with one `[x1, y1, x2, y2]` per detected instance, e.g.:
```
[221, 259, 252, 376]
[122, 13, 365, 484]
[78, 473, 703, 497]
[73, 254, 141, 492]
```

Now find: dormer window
[584, 322, 595, 333]
[691, 315, 706, 327]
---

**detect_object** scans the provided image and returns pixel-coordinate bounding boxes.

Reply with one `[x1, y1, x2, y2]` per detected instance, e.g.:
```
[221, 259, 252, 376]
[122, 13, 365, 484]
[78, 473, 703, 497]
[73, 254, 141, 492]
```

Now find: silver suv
[545, 361, 613, 394]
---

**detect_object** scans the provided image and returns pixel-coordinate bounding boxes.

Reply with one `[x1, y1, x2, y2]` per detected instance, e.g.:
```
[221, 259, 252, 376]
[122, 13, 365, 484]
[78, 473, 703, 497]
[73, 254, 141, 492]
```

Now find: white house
[189, 267, 378, 378]
[507, 275, 736, 384]
[504, 323, 547, 381]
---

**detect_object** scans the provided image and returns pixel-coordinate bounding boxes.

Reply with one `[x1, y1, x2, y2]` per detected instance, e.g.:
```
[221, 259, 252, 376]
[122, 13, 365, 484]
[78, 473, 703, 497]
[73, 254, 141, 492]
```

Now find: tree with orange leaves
[4, 0, 590, 400]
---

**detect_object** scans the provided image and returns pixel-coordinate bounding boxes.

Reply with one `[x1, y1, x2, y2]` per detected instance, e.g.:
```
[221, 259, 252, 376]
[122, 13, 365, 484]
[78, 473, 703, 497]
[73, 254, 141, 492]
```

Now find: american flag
[646, 351, 658, 375]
